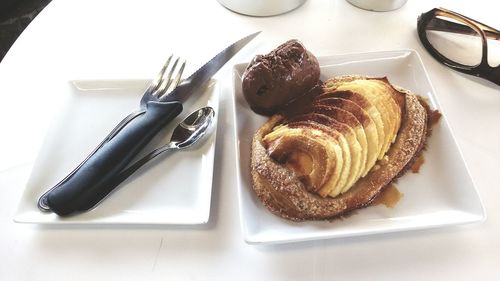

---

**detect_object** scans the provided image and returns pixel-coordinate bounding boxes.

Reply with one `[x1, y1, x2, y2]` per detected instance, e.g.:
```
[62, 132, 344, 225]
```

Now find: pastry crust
[250, 81, 428, 221]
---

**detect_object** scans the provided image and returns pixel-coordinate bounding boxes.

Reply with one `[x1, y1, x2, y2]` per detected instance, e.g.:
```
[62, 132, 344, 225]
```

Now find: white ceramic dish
[15, 79, 218, 225]
[232, 49, 485, 245]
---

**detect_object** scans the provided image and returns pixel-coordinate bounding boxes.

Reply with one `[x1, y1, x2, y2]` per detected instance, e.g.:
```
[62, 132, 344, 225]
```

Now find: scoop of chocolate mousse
[241, 40, 320, 116]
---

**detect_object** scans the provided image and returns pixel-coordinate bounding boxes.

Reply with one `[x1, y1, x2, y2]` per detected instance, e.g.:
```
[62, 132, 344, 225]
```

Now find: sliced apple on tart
[251, 75, 431, 221]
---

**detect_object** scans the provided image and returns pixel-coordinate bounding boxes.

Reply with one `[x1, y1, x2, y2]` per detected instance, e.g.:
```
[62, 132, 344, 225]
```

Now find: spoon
[111, 106, 216, 185]
[39, 106, 215, 214]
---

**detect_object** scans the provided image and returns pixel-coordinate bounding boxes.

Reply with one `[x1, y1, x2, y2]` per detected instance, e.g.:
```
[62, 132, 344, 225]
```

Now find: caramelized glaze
[373, 184, 403, 208]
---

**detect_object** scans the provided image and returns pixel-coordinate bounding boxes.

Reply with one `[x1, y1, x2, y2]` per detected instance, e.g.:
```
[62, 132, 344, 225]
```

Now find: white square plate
[232, 49, 485, 244]
[15, 79, 218, 225]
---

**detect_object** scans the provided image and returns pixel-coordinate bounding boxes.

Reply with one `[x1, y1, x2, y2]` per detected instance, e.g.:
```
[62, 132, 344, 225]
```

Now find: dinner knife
[40, 31, 260, 216]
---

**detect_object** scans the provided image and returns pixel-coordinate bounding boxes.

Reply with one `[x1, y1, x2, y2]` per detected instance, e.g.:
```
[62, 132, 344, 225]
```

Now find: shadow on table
[0, 0, 52, 62]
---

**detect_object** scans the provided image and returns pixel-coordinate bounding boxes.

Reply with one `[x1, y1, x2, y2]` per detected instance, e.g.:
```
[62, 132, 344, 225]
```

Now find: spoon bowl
[170, 106, 215, 149]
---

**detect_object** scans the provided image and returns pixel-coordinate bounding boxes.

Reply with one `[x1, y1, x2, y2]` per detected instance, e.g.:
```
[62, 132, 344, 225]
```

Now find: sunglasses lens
[488, 36, 500, 67]
[425, 15, 483, 67]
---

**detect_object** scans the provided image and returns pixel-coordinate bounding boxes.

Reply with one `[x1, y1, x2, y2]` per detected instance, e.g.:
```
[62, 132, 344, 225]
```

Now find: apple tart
[251, 75, 431, 221]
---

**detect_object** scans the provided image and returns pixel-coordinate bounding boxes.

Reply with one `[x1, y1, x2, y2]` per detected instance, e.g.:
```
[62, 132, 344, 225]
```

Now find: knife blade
[166, 31, 260, 103]
[41, 31, 260, 216]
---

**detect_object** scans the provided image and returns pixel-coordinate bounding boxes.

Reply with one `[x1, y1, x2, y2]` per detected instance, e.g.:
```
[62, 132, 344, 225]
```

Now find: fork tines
[149, 55, 186, 99]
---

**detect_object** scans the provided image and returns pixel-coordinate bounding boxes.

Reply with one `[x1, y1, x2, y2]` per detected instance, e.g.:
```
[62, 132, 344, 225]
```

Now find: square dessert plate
[232, 49, 485, 245]
[15, 79, 218, 225]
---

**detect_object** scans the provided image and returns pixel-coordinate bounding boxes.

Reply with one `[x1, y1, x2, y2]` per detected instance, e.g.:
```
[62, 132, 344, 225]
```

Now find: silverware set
[37, 32, 259, 216]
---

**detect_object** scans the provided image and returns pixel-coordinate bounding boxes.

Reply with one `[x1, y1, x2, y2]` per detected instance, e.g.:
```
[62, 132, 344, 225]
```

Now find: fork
[38, 55, 187, 216]
[104, 55, 186, 143]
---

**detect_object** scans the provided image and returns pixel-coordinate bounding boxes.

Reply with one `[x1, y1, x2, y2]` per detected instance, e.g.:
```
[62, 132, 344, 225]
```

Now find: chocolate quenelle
[241, 40, 320, 115]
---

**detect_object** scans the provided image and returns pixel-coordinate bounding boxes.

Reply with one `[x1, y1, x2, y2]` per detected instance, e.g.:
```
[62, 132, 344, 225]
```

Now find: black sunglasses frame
[417, 8, 500, 85]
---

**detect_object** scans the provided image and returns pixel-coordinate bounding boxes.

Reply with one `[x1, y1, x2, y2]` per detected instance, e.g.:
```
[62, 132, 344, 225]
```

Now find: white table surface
[1, 0, 499, 280]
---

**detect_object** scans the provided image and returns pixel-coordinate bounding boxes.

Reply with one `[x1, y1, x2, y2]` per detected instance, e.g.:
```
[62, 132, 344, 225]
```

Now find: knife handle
[45, 101, 183, 216]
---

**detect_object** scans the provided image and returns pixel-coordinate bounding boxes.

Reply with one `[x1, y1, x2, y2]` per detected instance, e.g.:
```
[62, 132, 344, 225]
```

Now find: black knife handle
[45, 101, 183, 216]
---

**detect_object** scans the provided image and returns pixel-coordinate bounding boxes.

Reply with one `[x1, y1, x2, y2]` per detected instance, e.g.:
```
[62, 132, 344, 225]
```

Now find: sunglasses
[417, 8, 500, 85]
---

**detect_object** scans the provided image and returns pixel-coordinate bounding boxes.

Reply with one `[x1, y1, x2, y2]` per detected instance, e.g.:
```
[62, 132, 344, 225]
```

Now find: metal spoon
[38, 106, 215, 213]
[112, 106, 216, 185]
[40, 106, 215, 214]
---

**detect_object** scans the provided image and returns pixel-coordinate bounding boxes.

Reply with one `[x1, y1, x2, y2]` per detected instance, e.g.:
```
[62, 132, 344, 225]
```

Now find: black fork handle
[45, 100, 183, 216]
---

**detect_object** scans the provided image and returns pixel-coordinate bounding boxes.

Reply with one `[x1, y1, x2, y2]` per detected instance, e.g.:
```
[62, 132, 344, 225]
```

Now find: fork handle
[44, 101, 183, 216]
